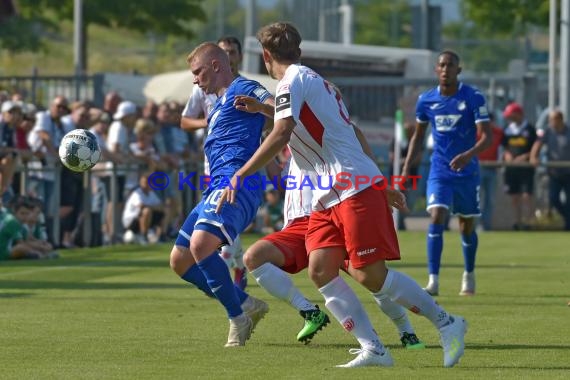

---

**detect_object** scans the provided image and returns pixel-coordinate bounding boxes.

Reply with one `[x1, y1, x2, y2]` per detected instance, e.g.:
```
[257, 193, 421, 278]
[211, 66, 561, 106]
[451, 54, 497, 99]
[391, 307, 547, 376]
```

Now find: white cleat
[224, 315, 253, 347]
[424, 282, 439, 296]
[335, 348, 394, 368]
[439, 315, 468, 367]
[459, 271, 475, 296]
[241, 296, 269, 330]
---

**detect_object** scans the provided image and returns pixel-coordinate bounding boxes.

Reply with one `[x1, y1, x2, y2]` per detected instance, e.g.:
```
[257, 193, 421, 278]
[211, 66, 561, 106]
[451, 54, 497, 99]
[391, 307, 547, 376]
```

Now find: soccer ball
[58, 129, 102, 172]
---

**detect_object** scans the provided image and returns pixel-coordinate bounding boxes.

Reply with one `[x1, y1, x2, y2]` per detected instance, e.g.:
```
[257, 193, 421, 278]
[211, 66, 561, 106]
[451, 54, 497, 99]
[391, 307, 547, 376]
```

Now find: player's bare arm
[402, 121, 427, 177]
[180, 116, 208, 131]
[450, 121, 492, 171]
[216, 116, 296, 212]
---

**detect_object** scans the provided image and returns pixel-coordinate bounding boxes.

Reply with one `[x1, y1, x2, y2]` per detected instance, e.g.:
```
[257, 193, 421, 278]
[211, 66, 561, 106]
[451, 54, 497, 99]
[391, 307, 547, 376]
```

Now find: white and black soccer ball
[58, 129, 102, 172]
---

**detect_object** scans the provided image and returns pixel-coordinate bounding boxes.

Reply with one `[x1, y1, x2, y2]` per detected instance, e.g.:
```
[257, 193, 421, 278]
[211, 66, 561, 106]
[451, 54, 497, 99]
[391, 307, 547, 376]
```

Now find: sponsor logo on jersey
[434, 114, 462, 132]
[429, 102, 444, 110]
[275, 93, 291, 112]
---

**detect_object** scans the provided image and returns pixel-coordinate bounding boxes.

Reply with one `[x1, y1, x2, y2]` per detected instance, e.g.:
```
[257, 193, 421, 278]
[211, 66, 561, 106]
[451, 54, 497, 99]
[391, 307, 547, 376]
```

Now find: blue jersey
[416, 82, 490, 179]
[204, 76, 272, 184]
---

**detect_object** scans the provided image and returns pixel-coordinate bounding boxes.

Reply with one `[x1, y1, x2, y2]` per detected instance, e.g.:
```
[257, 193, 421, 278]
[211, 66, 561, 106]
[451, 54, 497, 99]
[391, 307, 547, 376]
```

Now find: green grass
[0, 232, 569, 379]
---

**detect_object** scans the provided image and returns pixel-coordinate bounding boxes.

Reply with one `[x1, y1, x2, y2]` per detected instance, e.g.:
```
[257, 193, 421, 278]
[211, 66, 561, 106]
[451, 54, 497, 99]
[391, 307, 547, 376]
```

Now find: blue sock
[197, 253, 243, 318]
[427, 224, 445, 275]
[181, 263, 248, 303]
[461, 231, 478, 273]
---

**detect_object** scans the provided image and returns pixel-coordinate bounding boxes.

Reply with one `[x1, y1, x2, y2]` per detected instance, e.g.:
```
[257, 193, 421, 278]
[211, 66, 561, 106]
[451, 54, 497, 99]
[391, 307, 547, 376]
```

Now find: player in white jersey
[180, 36, 249, 290]
[236, 94, 426, 348]
[217, 22, 467, 368]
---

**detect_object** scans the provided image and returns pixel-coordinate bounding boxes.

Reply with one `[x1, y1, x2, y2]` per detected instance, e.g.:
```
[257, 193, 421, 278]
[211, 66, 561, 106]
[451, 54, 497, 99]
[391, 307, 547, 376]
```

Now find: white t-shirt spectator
[106, 120, 130, 176]
[122, 187, 161, 229]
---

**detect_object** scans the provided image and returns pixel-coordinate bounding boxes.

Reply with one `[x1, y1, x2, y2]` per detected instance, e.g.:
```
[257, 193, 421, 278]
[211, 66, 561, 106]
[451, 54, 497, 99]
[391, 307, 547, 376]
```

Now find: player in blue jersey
[402, 50, 492, 296]
[169, 42, 274, 347]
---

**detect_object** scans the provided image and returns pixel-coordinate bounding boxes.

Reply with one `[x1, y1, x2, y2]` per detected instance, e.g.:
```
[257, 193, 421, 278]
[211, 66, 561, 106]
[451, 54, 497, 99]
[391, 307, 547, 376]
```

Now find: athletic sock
[376, 270, 451, 329]
[372, 293, 414, 336]
[319, 276, 384, 353]
[181, 263, 248, 303]
[461, 231, 478, 273]
[427, 224, 445, 275]
[197, 253, 243, 318]
[251, 263, 314, 311]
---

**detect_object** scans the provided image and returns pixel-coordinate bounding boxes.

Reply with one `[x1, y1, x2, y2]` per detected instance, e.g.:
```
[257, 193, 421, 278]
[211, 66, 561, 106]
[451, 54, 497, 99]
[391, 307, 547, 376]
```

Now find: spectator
[389, 122, 421, 230]
[530, 110, 570, 230]
[27, 95, 71, 230]
[502, 102, 537, 230]
[477, 114, 504, 230]
[129, 118, 163, 171]
[103, 100, 137, 242]
[142, 99, 158, 124]
[22, 197, 57, 256]
[58, 101, 92, 248]
[0, 196, 54, 260]
[122, 173, 166, 245]
[103, 91, 122, 121]
[0, 100, 23, 203]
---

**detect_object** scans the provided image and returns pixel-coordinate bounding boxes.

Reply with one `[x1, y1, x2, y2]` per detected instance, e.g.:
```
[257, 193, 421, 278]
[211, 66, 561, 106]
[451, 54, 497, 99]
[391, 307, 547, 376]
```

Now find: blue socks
[181, 262, 248, 303]
[196, 253, 243, 318]
[427, 223, 444, 275]
[461, 231, 478, 273]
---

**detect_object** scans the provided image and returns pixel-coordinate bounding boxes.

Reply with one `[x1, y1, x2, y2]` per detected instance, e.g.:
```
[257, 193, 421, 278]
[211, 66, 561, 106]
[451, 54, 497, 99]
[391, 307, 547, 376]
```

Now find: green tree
[463, 0, 549, 34]
[353, 0, 412, 47]
[1, 0, 206, 69]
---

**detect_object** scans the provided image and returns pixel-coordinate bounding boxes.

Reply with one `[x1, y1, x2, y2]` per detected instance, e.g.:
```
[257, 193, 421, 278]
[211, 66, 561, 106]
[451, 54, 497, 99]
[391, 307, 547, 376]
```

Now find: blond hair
[186, 42, 230, 67]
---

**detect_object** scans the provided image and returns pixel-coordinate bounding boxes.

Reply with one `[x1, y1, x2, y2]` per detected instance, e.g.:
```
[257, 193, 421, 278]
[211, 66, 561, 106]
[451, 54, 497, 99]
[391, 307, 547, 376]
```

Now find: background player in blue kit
[402, 50, 493, 297]
[168, 42, 274, 347]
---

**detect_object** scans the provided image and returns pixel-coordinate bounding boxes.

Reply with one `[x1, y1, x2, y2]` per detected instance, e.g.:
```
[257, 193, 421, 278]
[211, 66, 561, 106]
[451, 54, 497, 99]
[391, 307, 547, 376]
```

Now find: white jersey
[283, 155, 313, 227]
[274, 64, 382, 211]
[181, 84, 217, 175]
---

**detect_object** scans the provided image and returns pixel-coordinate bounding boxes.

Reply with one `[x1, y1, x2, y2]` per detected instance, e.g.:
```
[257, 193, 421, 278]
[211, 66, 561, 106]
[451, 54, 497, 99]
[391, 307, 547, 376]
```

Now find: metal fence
[0, 72, 105, 108]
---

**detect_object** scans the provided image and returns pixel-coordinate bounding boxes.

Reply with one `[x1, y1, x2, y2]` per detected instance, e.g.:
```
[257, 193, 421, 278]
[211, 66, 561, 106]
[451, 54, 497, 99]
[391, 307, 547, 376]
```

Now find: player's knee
[170, 245, 192, 276]
[243, 246, 263, 271]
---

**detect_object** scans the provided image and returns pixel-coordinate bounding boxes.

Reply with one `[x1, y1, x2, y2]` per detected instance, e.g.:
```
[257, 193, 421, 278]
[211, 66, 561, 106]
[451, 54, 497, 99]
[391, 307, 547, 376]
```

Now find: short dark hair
[438, 50, 460, 64]
[217, 36, 242, 56]
[257, 22, 302, 62]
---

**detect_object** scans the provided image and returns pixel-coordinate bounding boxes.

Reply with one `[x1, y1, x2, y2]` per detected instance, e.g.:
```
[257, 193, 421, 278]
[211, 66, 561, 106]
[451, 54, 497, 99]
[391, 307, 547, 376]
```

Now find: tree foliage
[353, 0, 412, 47]
[0, 0, 206, 52]
[463, 0, 549, 35]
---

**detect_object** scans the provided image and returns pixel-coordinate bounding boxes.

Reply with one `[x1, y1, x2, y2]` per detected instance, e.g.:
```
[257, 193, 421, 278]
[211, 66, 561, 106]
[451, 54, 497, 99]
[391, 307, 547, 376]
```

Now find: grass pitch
[1, 231, 569, 379]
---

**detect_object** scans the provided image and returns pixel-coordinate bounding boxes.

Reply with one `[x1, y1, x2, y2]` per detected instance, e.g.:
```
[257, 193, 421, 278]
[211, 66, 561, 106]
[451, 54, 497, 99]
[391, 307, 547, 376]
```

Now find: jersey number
[323, 80, 351, 124]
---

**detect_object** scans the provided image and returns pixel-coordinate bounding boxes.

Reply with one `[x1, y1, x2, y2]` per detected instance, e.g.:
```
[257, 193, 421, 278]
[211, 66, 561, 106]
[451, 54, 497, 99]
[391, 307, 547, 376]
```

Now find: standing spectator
[142, 99, 158, 124]
[502, 102, 537, 230]
[477, 114, 504, 230]
[0, 100, 23, 203]
[530, 110, 570, 230]
[103, 91, 122, 121]
[27, 95, 71, 231]
[103, 100, 137, 242]
[58, 101, 91, 248]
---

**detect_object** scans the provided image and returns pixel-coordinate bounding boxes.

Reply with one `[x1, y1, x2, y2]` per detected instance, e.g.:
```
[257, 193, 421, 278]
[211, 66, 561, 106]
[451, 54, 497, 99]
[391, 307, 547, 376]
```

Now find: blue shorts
[426, 175, 481, 217]
[175, 184, 263, 248]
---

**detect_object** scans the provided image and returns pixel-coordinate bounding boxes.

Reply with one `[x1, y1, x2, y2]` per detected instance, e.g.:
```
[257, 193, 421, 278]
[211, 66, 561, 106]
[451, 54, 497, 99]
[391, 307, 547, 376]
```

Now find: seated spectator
[122, 173, 166, 245]
[22, 197, 58, 257]
[260, 186, 284, 234]
[0, 196, 56, 260]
